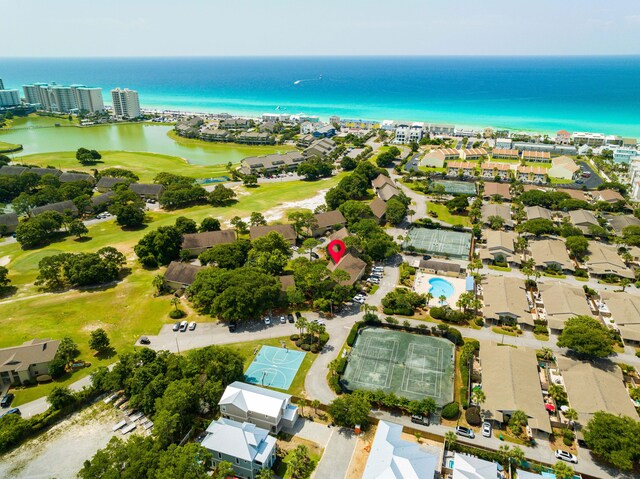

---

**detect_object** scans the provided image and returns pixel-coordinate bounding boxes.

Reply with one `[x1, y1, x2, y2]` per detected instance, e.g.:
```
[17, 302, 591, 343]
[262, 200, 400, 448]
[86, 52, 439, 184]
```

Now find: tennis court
[432, 180, 477, 195]
[244, 345, 306, 390]
[341, 328, 455, 405]
[402, 227, 472, 259]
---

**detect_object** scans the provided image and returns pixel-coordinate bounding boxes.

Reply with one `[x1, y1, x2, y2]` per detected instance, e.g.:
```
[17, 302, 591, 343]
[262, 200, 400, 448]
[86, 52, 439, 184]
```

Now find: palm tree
[295, 317, 308, 337]
[444, 431, 457, 450]
[170, 297, 180, 312]
[256, 468, 275, 479]
[311, 399, 320, 413]
[620, 278, 631, 292]
[553, 461, 575, 479]
[509, 446, 525, 468]
[471, 389, 486, 408]
[298, 398, 307, 416]
[425, 292, 433, 306]
[498, 444, 511, 466]
[539, 347, 554, 361]
[509, 410, 528, 435]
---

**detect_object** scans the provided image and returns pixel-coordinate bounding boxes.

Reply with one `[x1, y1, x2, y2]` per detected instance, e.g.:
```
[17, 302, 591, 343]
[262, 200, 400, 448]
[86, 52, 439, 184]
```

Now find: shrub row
[441, 401, 460, 420]
[429, 306, 469, 324]
[351, 390, 436, 417]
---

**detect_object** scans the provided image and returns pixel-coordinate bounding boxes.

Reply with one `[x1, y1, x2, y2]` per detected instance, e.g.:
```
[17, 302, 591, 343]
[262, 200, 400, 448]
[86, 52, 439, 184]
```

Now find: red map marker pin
[327, 239, 346, 264]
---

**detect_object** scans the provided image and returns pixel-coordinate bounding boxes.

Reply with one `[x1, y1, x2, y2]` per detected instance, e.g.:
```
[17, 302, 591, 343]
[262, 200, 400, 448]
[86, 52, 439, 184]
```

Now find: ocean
[2, 56, 640, 136]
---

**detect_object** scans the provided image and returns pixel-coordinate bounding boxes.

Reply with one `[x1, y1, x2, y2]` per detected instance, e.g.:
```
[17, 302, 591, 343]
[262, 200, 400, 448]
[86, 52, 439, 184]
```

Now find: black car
[1, 393, 15, 408]
[295, 311, 302, 319]
[4, 408, 20, 416]
[310, 252, 320, 259]
[287, 313, 295, 323]
[139, 336, 151, 345]
[228, 322, 237, 332]
[422, 255, 432, 261]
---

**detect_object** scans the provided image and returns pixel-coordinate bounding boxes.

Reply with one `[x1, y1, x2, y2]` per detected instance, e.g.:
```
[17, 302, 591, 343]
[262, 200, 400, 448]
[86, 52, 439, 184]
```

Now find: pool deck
[413, 272, 466, 307]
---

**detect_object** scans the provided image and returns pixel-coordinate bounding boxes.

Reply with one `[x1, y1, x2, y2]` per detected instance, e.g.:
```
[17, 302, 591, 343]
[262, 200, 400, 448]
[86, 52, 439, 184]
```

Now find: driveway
[283, 417, 333, 448]
[313, 427, 357, 479]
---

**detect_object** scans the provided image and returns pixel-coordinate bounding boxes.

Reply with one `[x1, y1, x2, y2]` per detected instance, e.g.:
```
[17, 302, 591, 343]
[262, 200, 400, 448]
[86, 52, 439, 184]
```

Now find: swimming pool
[429, 277, 455, 299]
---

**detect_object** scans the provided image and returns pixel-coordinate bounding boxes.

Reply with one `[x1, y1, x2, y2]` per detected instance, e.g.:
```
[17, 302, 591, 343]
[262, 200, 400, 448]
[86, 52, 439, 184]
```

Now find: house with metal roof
[164, 261, 202, 290]
[548, 156, 580, 180]
[528, 238, 574, 273]
[181, 229, 236, 256]
[479, 342, 552, 438]
[557, 355, 640, 436]
[450, 453, 498, 479]
[250, 224, 297, 245]
[538, 282, 592, 331]
[585, 242, 634, 280]
[481, 276, 532, 327]
[0, 339, 61, 385]
[201, 418, 277, 479]
[218, 381, 298, 434]
[362, 420, 438, 479]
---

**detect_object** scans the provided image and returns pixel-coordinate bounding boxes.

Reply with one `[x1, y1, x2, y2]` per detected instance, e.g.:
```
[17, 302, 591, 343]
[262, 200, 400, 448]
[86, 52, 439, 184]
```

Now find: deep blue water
[2, 56, 640, 136]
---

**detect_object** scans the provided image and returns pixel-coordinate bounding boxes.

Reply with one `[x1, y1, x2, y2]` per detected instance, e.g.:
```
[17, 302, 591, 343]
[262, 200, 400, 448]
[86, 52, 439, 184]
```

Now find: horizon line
[1, 53, 640, 59]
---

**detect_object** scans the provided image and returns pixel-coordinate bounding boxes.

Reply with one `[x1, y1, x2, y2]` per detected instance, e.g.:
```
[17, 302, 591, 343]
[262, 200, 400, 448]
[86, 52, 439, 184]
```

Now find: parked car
[575, 179, 584, 184]
[287, 313, 295, 323]
[179, 320, 188, 332]
[264, 316, 271, 325]
[311, 319, 325, 325]
[310, 252, 320, 259]
[455, 426, 475, 439]
[1, 393, 15, 408]
[422, 255, 432, 261]
[228, 322, 237, 332]
[295, 311, 302, 319]
[555, 450, 578, 464]
[139, 337, 151, 345]
[582, 172, 591, 178]
[3, 408, 20, 416]
[411, 414, 429, 426]
[172, 322, 180, 332]
[188, 321, 197, 331]
[482, 421, 492, 437]
[280, 315, 286, 324]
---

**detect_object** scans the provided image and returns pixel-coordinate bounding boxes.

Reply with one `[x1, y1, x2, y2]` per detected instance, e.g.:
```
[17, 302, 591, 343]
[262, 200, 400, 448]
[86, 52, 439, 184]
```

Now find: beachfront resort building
[393, 123, 424, 144]
[572, 132, 605, 147]
[111, 88, 141, 119]
[613, 147, 639, 164]
[22, 82, 104, 113]
[0, 89, 21, 108]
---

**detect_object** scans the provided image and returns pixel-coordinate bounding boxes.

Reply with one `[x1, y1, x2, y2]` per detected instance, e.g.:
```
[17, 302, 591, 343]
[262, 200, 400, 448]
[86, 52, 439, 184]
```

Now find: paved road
[313, 427, 357, 479]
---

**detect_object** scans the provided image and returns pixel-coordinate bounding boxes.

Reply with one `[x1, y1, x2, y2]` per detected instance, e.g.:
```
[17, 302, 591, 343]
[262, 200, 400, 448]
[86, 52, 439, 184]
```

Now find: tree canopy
[134, 226, 183, 267]
[556, 315, 615, 358]
[584, 412, 640, 471]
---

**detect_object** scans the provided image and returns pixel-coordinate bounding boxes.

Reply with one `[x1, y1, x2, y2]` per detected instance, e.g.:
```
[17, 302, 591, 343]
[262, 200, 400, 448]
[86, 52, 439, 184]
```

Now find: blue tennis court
[244, 345, 306, 390]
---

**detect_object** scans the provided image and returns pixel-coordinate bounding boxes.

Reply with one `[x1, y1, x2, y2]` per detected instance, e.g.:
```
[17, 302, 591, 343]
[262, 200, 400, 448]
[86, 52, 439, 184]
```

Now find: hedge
[465, 406, 482, 426]
[441, 401, 460, 420]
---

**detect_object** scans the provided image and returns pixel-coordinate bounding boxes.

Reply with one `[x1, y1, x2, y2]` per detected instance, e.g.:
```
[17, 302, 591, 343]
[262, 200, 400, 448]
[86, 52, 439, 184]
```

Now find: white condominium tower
[22, 82, 105, 113]
[111, 88, 140, 119]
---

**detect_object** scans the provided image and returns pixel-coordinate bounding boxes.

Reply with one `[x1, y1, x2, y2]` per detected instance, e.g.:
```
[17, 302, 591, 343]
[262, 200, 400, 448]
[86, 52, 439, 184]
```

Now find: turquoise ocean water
[2, 56, 640, 136]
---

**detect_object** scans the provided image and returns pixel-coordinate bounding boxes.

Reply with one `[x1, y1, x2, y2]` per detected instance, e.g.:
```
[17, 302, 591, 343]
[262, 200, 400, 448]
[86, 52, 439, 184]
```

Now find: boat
[143, 420, 154, 430]
[129, 412, 144, 422]
[121, 423, 137, 435]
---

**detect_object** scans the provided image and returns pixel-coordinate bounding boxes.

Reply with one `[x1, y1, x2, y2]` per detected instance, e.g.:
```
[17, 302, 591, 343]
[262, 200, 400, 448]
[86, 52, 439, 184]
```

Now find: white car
[280, 315, 286, 324]
[354, 297, 366, 304]
[554, 450, 577, 464]
[264, 316, 271, 325]
[482, 422, 492, 437]
[311, 319, 325, 325]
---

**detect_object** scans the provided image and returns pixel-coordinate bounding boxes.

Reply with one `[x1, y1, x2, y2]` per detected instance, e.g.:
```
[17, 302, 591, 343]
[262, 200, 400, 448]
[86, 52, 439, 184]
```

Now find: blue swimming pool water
[429, 278, 455, 299]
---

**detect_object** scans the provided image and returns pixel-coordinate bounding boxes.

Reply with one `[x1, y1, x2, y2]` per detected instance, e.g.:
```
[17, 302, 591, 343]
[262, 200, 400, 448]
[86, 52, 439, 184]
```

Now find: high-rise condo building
[72, 86, 105, 113]
[0, 79, 5, 90]
[22, 82, 105, 113]
[111, 88, 141, 119]
[0, 89, 21, 108]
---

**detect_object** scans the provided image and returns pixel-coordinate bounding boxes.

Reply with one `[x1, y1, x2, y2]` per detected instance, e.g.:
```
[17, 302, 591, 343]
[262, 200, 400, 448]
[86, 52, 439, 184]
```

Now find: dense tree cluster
[346, 218, 399, 261]
[556, 315, 615, 358]
[289, 257, 354, 309]
[583, 411, 640, 471]
[15, 210, 66, 248]
[297, 157, 333, 180]
[109, 187, 146, 228]
[375, 146, 401, 167]
[135, 225, 184, 267]
[208, 184, 236, 206]
[325, 162, 387, 210]
[35, 247, 126, 290]
[381, 288, 426, 315]
[155, 173, 208, 209]
[199, 240, 251, 269]
[328, 393, 372, 428]
[75, 147, 102, 165]
[9, 174, 94, 216]
[95, 167, 139, 181]
[188, 267, 281, 321]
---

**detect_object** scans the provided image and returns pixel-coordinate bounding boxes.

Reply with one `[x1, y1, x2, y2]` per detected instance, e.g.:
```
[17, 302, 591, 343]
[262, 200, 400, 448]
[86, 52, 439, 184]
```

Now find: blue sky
[4, 0, 640, 56]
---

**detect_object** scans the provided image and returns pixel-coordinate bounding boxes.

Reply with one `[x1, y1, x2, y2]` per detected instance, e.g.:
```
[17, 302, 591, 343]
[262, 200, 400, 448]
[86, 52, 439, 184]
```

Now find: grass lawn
[15, 150, 233, 183]
[0, 140, 22, 152]
[491, 326, 520, 337]
[543, 272, 566, 279]
[8, 114, 79, 129]
[275, 437, 323, 479]
[225, 336, 316, 397]
[534, 333, 550, 341]
[0, 175, 340, 404]
[549, 177, 573, 185]
[488, 264, 512, 272]
[426, 202, 472, 227]
[418, 166, 446, 174]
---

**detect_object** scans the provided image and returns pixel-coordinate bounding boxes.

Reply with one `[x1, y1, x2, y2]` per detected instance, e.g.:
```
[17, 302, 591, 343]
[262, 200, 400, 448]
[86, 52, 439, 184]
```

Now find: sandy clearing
[0, 255, 10, 267]
[0, 403, 126, 479]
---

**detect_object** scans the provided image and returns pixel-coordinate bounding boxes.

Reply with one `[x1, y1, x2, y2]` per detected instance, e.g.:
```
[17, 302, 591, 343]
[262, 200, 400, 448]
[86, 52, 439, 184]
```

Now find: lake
[0, 120, 289, 166]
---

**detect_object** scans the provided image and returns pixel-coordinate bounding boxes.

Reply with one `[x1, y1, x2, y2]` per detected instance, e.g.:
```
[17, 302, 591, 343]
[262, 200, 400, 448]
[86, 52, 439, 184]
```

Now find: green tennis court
[341, 328, 455, 405]
[402, 227, 472, 259]
[432, 180, 477, 195]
